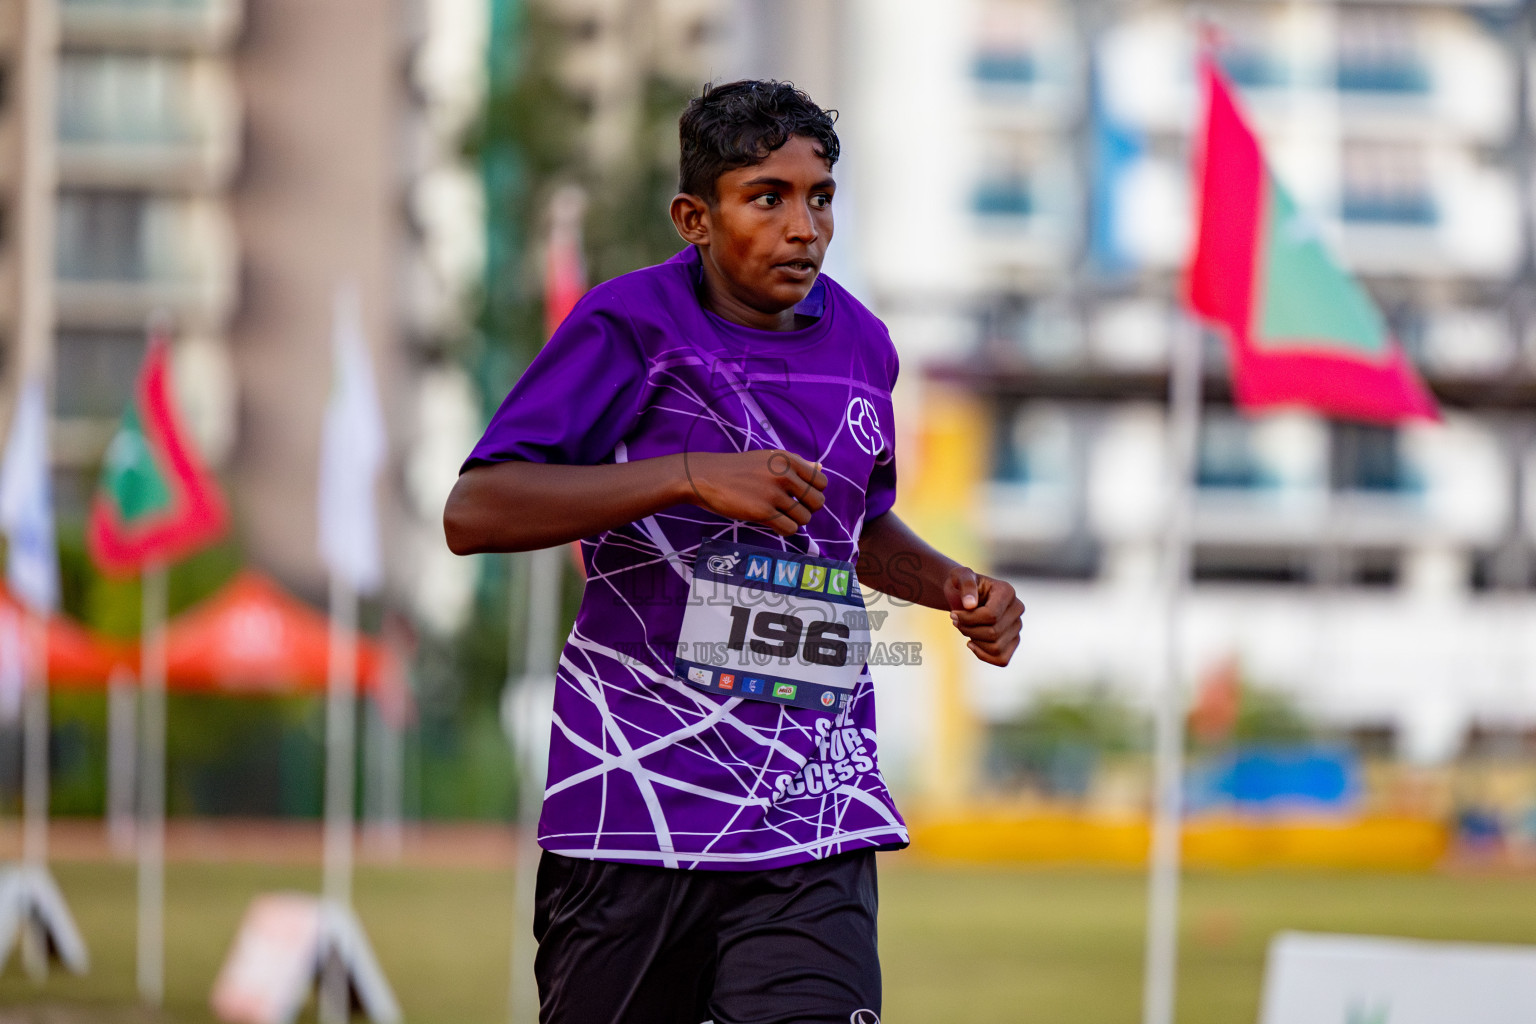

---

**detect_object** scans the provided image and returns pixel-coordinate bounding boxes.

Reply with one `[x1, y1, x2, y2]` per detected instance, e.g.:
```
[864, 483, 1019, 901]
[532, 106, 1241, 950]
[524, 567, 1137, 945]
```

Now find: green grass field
[4, 859, 1536, 1023]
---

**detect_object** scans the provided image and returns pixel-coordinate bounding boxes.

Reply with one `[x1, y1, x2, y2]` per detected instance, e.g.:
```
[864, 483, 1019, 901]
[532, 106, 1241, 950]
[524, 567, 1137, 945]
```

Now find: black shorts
[533, 849, 882, 1024]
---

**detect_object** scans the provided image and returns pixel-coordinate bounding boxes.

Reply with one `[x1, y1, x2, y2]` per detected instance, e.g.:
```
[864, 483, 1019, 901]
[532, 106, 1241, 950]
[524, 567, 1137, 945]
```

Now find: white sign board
[1260, 932, 1536, 1024]
[212, 894, 322, 1024]
[212, 893, 401, 1024]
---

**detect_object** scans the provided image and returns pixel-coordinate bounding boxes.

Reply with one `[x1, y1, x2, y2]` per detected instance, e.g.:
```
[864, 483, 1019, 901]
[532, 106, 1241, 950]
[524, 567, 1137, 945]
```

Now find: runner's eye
[811, 193, 833, 209]
[752, 193, 781, 208]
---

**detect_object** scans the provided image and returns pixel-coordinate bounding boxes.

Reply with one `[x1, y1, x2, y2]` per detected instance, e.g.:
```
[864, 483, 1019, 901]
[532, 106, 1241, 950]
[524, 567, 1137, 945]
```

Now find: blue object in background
[1087, 56, 1144, 277]
[1186, 745, 1361, 814]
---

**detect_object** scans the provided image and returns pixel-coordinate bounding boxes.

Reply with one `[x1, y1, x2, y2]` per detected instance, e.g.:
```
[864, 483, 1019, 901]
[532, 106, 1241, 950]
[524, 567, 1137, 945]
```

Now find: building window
[57, 53, 195, 144]
[1198, 415, 1266, 490]
[55, 190, 147, 280]
[994, 404, 1073, 486]
[1330, 423, 1418, 494]
[1340, 143, 1436, 225]
[1215, 43, 1285, 89]
[974, 0, 1045, 86]
[55, 330, 147, 418]
[1336, 11, 1429, 94]
[974, 52, 1035, 86]
[974, 177, 1033, 217]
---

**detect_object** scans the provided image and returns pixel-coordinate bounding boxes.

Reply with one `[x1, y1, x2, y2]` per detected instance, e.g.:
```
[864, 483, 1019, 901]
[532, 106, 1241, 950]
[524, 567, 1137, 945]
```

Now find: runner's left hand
[943, 567, 1024, 667]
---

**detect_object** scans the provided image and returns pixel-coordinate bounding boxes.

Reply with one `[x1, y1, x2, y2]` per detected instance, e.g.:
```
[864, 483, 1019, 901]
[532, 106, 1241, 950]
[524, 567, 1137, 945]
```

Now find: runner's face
[698, 135, 835, 324]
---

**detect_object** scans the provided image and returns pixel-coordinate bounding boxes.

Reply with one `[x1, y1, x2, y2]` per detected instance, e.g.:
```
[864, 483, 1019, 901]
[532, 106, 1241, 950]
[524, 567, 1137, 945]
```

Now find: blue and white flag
[0, 378, 59, 613]
[318, 284, 387, 594]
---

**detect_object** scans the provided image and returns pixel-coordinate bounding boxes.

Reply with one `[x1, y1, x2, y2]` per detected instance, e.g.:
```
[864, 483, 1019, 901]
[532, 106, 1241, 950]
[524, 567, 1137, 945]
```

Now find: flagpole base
[0, 863, 89, 978]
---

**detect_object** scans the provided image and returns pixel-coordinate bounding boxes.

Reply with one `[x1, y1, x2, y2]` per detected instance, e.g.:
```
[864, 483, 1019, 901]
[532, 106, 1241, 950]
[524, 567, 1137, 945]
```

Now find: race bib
[675, 540, 872, 713]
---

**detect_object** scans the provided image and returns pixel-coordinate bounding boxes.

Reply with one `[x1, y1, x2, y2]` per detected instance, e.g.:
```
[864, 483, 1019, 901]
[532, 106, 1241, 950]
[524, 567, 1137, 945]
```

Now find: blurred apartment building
[0, 0, 487, 633]
[851, 0, 1536, 764]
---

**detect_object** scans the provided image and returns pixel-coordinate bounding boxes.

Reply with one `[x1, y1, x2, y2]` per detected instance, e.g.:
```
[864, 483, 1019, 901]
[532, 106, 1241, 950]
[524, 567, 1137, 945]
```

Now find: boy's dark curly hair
[678, 80, 840, 201]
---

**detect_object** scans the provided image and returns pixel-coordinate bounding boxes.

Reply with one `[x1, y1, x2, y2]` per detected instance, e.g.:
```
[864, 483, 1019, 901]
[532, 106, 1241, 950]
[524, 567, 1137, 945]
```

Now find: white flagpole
[16, 0, 58, 979]
[362, 688, 403, 861]
[1141, 316, 1203, 1024]
[310, 282, 395, 1023]
[507, 546, 559, 1024]
[107, 666, 138, 855]
[137, 561, 168, 1005]
[20, 609, 48, 980]
[321, 571, 359, 1024]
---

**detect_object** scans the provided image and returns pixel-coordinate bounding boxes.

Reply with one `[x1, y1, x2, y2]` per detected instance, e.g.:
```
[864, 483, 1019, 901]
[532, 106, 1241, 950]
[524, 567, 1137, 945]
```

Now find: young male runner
[445, 80, 1023, 1024]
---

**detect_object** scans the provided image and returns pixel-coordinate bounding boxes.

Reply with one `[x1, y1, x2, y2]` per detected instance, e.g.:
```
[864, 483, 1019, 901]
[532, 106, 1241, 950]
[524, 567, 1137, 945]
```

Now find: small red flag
[88, 330, 229, 575]
[1185, 55, 1438, 424]
[543, 186, 588, 339]
[1188, 655, 1242, 745]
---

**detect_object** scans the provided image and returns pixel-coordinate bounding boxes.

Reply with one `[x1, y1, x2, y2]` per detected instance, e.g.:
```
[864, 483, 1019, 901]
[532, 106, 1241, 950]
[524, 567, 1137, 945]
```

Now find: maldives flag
[88, 331, 229, 575]
[1185, 55, 1438, 424]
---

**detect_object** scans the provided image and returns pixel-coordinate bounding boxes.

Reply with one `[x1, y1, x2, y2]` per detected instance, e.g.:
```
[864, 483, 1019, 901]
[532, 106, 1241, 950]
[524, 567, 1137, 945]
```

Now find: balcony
[55, 53, 240, 191]
[53, 191, 237, 332]
[59, 0, 242, 52]
[1096, 8, 1514, 145]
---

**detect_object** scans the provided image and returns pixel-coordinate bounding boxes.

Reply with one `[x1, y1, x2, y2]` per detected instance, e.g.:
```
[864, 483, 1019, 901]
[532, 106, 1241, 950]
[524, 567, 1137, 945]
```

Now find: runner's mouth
[777, 259, 818, 273]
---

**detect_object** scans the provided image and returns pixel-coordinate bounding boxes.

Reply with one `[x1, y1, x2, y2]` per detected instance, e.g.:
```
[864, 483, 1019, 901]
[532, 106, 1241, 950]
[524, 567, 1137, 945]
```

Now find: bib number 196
[675, 540, 869, 711]
[726, 607, 850, 667]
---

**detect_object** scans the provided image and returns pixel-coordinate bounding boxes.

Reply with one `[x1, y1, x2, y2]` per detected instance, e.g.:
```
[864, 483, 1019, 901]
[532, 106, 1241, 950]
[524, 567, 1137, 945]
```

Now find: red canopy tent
[0, 573, 412, 725]
[159, 572, 412, 725]
[0, 586, 135, 686]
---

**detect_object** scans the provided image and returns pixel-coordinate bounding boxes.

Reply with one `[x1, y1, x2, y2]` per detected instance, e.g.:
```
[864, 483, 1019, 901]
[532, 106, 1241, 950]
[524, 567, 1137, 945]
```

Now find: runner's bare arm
[858, 512, 1024, 667]
[444, 450, 829, 554]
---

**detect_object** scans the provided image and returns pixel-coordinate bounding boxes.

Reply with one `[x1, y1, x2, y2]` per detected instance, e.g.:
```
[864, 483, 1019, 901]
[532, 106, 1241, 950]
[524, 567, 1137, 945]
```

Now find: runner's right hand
[680, 449, 827, 535]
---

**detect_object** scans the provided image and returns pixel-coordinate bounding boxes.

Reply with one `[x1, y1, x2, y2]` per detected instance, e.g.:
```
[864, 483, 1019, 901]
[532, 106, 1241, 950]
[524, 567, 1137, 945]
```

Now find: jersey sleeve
[864, 336, 901, 522]
[462, 290, 647, 471]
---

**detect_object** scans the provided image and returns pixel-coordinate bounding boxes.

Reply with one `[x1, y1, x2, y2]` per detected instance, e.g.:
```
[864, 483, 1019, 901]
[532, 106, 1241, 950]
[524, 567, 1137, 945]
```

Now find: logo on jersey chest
[845, 397, 884, 456]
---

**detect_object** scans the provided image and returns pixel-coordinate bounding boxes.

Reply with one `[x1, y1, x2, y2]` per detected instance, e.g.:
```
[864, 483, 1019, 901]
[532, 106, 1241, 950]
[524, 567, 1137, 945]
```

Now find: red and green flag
[1185, 54, 1438, 424]
[88, 331, 229, 575]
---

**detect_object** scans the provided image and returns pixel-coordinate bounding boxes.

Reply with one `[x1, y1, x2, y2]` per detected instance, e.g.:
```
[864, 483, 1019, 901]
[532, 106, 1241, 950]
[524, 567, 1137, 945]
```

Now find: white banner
[1261, 932, 1536, 1024]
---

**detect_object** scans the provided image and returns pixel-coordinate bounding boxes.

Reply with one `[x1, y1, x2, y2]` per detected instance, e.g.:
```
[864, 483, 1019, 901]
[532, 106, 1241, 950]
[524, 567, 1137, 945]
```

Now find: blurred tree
[464, 1, 692, 392]
[1185, 660, 1315, 750]
[987, 686, 1143, 798]
[420, 0, 696, 819]
[1229, 683, 1314, 746]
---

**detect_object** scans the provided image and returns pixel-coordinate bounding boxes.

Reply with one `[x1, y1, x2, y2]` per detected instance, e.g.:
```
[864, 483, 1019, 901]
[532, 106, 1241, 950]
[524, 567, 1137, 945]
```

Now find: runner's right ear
[670, 192, 712, 247]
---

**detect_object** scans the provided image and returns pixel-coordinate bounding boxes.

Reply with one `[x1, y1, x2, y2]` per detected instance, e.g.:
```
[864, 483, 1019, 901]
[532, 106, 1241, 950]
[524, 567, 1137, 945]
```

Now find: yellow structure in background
[889, 383, 1456, 873]
[892, 381, 990, 809]
[909, 813, 1451, 871]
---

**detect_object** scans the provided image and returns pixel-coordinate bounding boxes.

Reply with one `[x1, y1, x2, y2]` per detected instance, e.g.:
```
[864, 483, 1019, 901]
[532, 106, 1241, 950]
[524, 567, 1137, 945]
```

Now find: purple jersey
[465, 247, 908, 869]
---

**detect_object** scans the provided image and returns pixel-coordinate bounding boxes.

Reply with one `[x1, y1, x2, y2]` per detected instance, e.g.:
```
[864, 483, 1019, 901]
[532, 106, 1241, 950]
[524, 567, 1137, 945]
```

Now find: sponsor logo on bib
[827, 569, 851, 597]
[820, 691, 836, 707]
[773, 682, 797, 700]
[687, 666, 712, 686]
[773, 559, 802, 588]
[705, 551, 741, 575]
